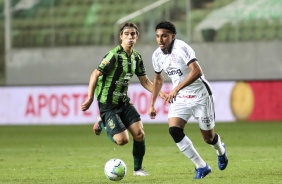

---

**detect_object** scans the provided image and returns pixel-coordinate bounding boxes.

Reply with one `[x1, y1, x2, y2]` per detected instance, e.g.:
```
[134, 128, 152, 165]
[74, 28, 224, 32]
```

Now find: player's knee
[113, 134, 129, 145]
[133, 129, 145, 142]
[115, 138, 129, 145]
[169, 126, 185, 143]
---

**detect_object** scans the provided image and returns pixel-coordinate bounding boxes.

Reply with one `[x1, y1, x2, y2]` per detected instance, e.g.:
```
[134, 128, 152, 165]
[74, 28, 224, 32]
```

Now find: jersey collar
[119, 45, 133, 57]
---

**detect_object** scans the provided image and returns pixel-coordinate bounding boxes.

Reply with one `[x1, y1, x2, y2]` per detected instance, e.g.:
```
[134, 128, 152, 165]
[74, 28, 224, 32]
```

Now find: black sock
[133, 139, 145, 171]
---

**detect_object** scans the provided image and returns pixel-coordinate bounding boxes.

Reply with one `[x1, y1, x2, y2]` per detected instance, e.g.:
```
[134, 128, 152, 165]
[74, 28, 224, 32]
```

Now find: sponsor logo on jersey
[166, 69, 183, 76]
[201, 115, 214, 127]
[115, 80, 129, 86]
[202, 117, 210, 122]
[101, 59, 109, 66]
[124, 73, 132, 80]
[201, 117, 211, 125]
[113, 91, 126, 98]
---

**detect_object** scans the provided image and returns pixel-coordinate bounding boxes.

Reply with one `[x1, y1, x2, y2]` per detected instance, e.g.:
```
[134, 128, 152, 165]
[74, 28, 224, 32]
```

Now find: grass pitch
[0, 122, 281, 184]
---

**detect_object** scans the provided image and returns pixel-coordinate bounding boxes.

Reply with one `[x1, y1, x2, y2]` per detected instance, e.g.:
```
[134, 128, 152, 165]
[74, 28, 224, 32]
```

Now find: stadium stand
[0, 0, 281, 48]
[7, 0, 163, 46]
[197, 0, 282, 42]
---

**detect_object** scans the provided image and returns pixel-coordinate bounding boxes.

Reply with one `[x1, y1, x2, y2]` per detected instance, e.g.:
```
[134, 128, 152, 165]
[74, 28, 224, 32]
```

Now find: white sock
[211, 134, 225, 156]
[176, 136, 206, 168]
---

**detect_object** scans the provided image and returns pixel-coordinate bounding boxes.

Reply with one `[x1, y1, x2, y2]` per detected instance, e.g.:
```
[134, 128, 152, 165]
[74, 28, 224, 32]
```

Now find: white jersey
[152, 39, 212, 99]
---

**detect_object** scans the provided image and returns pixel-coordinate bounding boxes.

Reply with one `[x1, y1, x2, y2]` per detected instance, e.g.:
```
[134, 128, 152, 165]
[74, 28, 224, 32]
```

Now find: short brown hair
[119, 22, 139, 35]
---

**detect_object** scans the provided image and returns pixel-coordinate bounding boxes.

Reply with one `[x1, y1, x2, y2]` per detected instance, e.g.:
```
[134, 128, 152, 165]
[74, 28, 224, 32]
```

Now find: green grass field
[1, 122, 281, 184]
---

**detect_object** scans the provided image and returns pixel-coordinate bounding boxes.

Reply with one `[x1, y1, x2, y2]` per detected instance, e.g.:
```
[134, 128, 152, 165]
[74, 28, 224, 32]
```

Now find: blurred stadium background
[0, 0, 281, 123]
[0, 0, 281, 85]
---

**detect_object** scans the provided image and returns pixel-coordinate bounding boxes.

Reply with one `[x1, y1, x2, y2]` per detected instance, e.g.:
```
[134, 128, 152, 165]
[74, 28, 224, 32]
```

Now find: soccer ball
[104, 158, 127, 181]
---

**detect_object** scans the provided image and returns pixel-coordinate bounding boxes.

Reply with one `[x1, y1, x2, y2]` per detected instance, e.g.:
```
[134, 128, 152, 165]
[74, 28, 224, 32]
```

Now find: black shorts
[99, 101, 141, 137]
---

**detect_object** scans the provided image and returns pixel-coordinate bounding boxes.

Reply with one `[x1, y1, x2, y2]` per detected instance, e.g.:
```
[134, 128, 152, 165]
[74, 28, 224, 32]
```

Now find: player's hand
[148, 106, 157, 119]
[167, 88, 178, 103]
[159, 92, 170, 106]
[80, 98, 93, 111]
[159, 91, 168, 101]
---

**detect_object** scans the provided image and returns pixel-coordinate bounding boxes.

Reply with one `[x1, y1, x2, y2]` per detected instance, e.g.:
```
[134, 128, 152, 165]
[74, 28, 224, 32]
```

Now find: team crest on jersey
[107, 119, 115, 129]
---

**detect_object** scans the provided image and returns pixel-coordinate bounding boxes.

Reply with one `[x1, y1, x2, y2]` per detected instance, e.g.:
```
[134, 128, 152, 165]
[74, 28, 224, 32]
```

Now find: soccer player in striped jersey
[148, 21, 228, 179]
[81, 22, 165, 176]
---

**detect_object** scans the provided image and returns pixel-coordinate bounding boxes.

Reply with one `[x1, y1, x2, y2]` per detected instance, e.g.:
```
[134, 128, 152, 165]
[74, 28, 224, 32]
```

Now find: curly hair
[155, 21, 177, 34]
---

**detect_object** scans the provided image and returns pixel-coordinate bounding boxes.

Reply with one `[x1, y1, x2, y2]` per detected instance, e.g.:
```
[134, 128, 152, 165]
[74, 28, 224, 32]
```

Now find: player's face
[155, 29, 175, 50]
[120, 27, 138, 47]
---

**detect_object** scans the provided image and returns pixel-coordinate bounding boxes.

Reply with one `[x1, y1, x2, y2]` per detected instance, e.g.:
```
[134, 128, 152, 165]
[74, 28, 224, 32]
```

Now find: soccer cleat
[133, 168, 149, 176]
[194, 164, 212, 179]
[218, 143, 228, 170]
[93, 116, 102, 135]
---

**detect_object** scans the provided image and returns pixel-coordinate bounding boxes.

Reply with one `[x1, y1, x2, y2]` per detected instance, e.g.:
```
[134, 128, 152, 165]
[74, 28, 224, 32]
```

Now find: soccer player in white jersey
[148, 21, 228, 179]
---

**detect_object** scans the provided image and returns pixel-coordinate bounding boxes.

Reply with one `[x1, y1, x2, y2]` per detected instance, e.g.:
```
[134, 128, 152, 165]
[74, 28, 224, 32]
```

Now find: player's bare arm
[138, 75, 167, 100]
[148, 73, 164, 119]
[80, 69, 102, 111]
[138, 75, 153, 91]
[182, 61, 203, 87]
[167, 61, 203, 103]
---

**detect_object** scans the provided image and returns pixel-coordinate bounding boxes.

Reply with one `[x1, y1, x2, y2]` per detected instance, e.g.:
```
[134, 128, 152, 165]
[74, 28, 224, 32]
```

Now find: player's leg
[200, 128, 228, 170]
[123, 102, 148, 176]
[168, 117, 210, 178]
[128, 121, 148, 176]
[96, 103, 130, 144]
[196, 96, 228, 170]
[169, 99, 211, 179]
[103, 110, 129, 145]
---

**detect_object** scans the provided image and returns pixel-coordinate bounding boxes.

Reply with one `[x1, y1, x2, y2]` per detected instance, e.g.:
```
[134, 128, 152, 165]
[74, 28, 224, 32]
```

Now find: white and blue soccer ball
[104, 158, 127, 181]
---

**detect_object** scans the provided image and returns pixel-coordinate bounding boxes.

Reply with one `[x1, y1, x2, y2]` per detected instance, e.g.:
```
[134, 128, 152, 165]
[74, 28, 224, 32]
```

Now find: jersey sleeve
[97, 52, 116, 75]
[152, 50, 162, 73]
[180, 43, 197, 65]
[135, 53, 146, 76]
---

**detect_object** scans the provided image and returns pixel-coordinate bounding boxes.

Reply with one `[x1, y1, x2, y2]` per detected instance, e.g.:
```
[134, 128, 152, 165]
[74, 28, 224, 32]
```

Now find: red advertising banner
[0, 82, 236, 125]
[248, 81, 282, 121]
[1, 81, 281, 125]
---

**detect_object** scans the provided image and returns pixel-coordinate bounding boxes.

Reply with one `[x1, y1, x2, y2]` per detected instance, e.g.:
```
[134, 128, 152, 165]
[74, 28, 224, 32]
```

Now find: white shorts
[168, 95, 215, 130]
